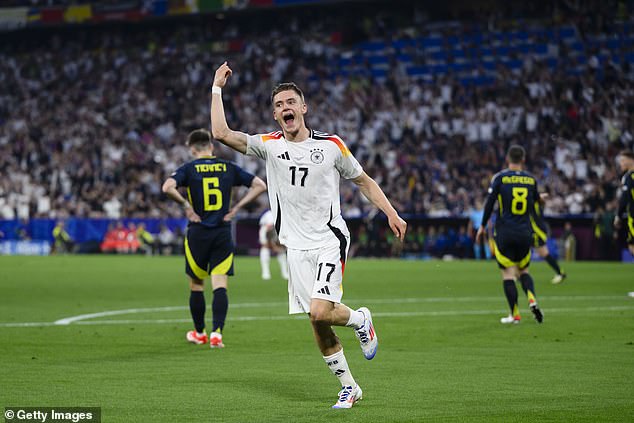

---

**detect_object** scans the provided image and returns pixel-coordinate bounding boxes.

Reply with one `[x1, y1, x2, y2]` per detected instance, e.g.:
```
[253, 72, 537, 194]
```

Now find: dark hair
[270, 82, 305, 105]
[186, 129, 212, 148]
[507, 144, 526, 164]
[617, 149, 634, 160]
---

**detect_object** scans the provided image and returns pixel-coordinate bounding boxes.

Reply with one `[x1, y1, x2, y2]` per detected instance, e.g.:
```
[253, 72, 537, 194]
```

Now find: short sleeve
[232, 164, 256, 187]
[170, 164, 188, 187]
[333, 137, 363, 180]
[246, 134, 268, 160]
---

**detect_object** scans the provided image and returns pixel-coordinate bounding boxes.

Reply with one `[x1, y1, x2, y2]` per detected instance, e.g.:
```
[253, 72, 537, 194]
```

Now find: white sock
[323, 349, 356, 387]
[260, 247, 271, 277]
[345, 307, 364, 329]
[277, 251, 288, 279]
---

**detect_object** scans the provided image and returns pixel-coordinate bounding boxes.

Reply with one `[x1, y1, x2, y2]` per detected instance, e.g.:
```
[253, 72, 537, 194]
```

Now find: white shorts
[258, 225, 268, 245]
[287, 240, 350, 314]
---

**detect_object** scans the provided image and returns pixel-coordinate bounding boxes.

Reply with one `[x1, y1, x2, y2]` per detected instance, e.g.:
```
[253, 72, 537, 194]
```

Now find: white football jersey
[246, 129, 363, 249]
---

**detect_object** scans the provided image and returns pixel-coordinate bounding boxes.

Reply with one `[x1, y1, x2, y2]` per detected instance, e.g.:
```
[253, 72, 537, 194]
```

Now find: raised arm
[210, 62, 249, 154]
[223, 176, 267, 222]
[351, 171, 407, 241]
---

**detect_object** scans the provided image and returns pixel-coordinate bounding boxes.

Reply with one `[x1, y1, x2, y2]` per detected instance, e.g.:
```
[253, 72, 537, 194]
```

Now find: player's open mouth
[283, 113, 295, 125]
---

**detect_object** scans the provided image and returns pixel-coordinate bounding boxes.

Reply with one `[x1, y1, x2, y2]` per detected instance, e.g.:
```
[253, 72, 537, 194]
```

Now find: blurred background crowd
[0, 0, 632, 258]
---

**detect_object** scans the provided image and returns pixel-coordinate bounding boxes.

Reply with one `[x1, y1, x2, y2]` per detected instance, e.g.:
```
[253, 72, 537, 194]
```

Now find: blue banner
[0, 218, 187, 243]
[0, 240, 51, 255]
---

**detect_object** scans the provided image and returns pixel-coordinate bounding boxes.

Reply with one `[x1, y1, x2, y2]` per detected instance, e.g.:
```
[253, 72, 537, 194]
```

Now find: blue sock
[503, 279, 519, 316]
[189, 291, 205, 333]
[212, 287, 228, 333]
[544, 254, 562, 275]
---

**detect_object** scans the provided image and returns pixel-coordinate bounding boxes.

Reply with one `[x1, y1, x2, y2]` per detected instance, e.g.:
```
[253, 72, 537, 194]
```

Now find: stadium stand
[0, 0, 632, 258]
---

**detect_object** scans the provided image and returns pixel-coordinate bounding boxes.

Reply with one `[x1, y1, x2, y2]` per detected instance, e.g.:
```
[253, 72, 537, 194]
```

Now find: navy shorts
[494, 228, 532, 270]
[184, 225, 234, 280]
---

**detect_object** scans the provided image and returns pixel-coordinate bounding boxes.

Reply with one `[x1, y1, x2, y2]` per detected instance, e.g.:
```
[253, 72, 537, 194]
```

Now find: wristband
[211, 86, 222, 95]
[182, 201, 191, 209]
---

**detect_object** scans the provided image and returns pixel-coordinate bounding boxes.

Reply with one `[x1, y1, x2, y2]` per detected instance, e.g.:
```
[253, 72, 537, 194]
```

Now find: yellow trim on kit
[512, 304, 520, 318]
[493, 240, 531, 269]
[629, 216, 634, 237]
[530, 215, 547, 241]
[185, 238, 208, 279]
[493, 240, 515, 268]
[498, 194, 503, 214]
[211, 253, 234, 275]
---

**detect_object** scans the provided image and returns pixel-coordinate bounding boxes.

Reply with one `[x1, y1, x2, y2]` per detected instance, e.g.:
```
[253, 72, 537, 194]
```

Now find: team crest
[310, 148, 324, 164]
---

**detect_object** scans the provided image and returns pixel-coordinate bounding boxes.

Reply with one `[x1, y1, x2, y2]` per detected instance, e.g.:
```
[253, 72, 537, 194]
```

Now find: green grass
[1, 256, 633, 422]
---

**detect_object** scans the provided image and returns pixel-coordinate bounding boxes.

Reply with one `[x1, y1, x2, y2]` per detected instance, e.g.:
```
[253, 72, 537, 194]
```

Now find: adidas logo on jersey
[277, 151, 290, 160]
[317, 286, 331, 295]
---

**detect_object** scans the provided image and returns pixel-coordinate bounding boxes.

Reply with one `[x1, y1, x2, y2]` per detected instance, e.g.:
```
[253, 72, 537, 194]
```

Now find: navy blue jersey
[171, 156, 255, 228]
[617, 170, 634, 219]
[531, 197, 549, 237]
[481, 169, 540, 234]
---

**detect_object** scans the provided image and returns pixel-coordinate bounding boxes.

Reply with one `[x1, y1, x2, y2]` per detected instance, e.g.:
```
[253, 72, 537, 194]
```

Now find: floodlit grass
[1, 256, 633, 422]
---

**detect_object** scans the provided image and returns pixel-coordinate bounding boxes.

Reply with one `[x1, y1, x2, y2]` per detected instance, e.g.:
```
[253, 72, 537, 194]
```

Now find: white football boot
[332, 385, 363, 409]
[354, 307, 378, 360]
[500, 315, 521, 324]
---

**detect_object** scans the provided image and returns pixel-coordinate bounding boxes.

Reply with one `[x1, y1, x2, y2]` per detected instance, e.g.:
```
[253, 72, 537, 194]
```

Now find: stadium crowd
[0, 2, 632, 224]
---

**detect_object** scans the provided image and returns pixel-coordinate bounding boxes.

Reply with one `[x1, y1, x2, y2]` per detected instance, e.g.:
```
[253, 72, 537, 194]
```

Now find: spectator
[0, 2, 631, 226]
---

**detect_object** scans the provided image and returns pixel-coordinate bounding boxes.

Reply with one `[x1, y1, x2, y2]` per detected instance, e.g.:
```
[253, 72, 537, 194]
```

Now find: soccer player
[531, 195, 567, 284]
[476, 145, 544, 325]
[51, 221, 73, 254]
[259, 209, 289, 281]
[210, 62, 407, 408]
[162, 129, 266, 348]
[614, 150, 634, 256]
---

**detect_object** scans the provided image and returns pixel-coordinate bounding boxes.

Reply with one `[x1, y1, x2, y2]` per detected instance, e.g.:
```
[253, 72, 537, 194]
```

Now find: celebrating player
[476, 145, 544, 324]
[162, 129, 266, 348]
[614, 150, 634, 255]
[210, 62, 407, 408]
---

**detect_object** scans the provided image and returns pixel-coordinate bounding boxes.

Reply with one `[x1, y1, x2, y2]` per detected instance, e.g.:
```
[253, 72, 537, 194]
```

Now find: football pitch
[1, 256, 633, 422]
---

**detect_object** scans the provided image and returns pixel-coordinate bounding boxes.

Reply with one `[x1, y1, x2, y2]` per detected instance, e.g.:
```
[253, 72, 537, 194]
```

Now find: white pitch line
[53, 306, 187, 325]
[1, 305, 633, 328]
[51, 294, 627, 326]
